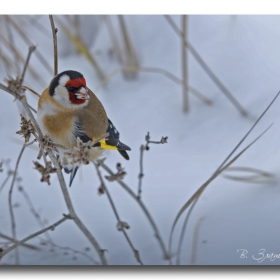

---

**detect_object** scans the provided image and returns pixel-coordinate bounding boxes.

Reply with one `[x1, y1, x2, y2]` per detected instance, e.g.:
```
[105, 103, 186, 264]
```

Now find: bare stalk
[190, 216, 205, 264]
[138, 133, 168, 199]
[118, 15, 139, 78]
[0, 52, 107, 265]
[138, 145, 145, 198]
[94, 66, 211, 105]
[20, 45, 36, 86]
[0, 172, 12, 194]
[18, 186, 53, 243]
[0, 215, 69, 261]
[6, 16, 53, 75]
[101, 162, 170, 260]
[181, 15, 188, 112]
[49, 15, 58, 76]
[103, 15, 124, 64]
[95, 163, 143, 265]
[21, 85, 41, 97]
[169, 124, 273, 264]
[175, 91, 280, 265]
[164, 15, 247, 116]
[0, 232, 39, 251]
[4, 15, 20, 74]
[8, 143, 26, 264]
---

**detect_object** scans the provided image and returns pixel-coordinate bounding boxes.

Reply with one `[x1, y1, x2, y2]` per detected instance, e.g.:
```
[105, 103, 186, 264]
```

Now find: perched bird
[37, 70, 130, 186]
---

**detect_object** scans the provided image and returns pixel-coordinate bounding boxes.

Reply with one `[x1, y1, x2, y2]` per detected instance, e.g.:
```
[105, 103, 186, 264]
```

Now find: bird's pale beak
[75, 87, 90, 100]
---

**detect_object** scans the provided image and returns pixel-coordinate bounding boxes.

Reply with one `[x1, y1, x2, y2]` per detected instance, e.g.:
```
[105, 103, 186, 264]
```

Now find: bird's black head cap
[49, 70, 84, 96]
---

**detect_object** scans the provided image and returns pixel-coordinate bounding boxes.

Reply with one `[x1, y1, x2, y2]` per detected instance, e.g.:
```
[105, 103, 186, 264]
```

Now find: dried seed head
[145, 132, 150, 142]
[33, 161, 57, 185]
[4, 76, 25, 96]
[98, 185, 105, 195]
[161, 136, 168, 144]
[63, 137, 95, 166]
[117, 221, 130, 231]
[16, 114, 35, 143]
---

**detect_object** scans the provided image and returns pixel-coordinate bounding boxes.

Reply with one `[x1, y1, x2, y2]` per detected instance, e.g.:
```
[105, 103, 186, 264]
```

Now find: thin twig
[94, 163, 143, 265]
[94, 66, 211, 105]
[20, 45, 36, 86]
[103, 15, 124, 64]
[18, 186, 53, 243]
[0, 232, 40, 251]
[0, 67, 107, 265]
[164, 15, 247, 116]
[169, 124, 273, 264]
[0, 32, 45, 87]
[182, 15, 188, 112]
[8, 143, 26, 264]
[118, 15, 139, 78]
[138, 145, 145, 198]
[21, 85, 41, 97]
[0, 172, 12, 194]
[190, 216, 205, 264]
[48, 152, 107, 265]
[4, 15, 20, 75]
[101, 162, 170, 260]
[55, 16, 105, 80]
[38, 238, 99, 265]
[0, 215, 69, 261]
[175, 91, 280, 265]
[49, 15, 58, 76]
[6, 15, 53, 75]
[138, 132, 168, 199]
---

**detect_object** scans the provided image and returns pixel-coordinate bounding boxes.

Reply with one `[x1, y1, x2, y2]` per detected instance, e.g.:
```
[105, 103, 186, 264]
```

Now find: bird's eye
[66, 85, 75, 91]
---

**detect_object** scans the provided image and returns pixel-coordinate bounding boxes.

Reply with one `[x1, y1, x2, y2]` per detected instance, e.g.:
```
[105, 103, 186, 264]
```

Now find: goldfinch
[37, 70, 131, 186]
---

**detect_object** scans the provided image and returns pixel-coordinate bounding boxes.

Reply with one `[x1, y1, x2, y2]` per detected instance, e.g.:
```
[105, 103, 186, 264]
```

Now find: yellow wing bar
[98, 139, 118, 150]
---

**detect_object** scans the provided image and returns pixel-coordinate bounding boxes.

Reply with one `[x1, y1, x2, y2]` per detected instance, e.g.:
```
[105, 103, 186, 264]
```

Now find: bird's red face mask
[66, 78, 89, 105]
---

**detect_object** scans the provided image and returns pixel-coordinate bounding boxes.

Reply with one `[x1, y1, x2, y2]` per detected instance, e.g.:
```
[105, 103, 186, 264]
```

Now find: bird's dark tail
[64, 166, 79, 187]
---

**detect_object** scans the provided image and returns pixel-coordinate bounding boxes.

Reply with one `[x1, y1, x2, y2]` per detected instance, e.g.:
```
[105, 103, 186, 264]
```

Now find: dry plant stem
[55, 16, 105, 80]
[175, 90, 280, 264]
[190, 216, 205, 265]
[48, 152, 107, 265]
[95, 163, 143, 265]
[21, 85, 41, 97]
[19, 187, 52, 243]
[8, 143, 26, 264]
[1, 90, 107, 264]
[49, 15, 58, 76]
[23, 15, 51, 38]
[103, 15, 124, 64]
[168, 124, 273, 264]
[138, 134, 168, 198]
[216, 90, 280, 172]
[0, 33, 44, 86]
[6, 16, 53, 75]
[182, 15, 188, 112]
[4, 15, 20, 74]
[138, 145, 144, 198]
[101, 162, 169, 260]
[176, 197, 198, 265]
[164, 15, 247, 116]
[94, 66, 211, 105]
[0, 232, 39, 250]
[0, 216, 68, 261]
[0, 173, 12, 194]
[39, 238, 99, 265]
[118, 15, 139, 70]
[20, 46, 36, 86]
[222, 166, 274, 183]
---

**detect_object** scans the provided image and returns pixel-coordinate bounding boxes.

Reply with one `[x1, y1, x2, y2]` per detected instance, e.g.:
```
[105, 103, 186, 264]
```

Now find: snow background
[1, 15, 280, 265]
